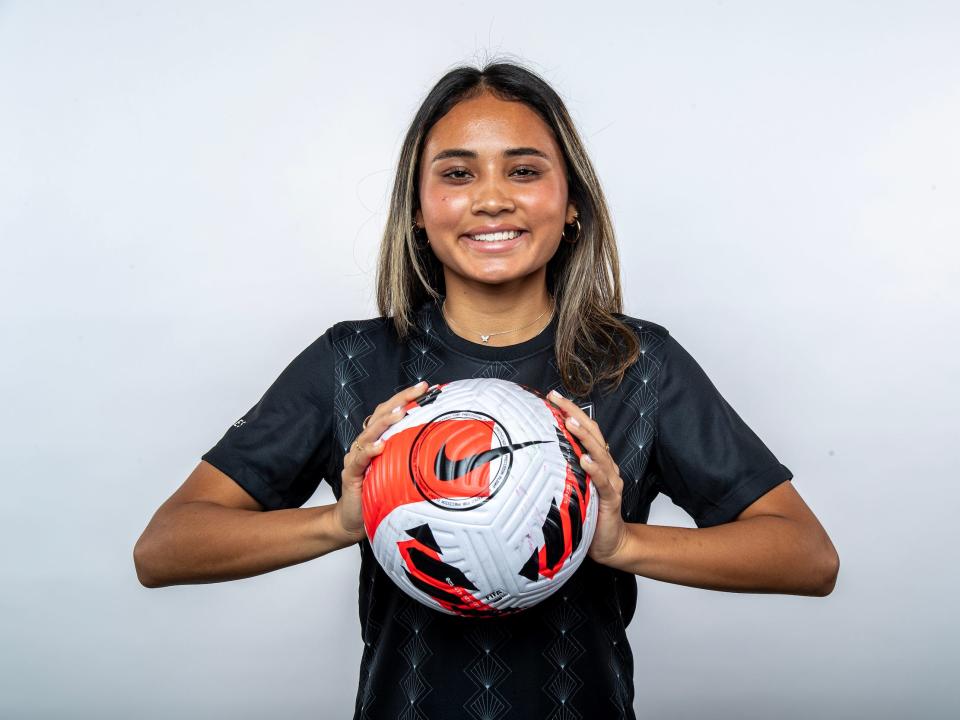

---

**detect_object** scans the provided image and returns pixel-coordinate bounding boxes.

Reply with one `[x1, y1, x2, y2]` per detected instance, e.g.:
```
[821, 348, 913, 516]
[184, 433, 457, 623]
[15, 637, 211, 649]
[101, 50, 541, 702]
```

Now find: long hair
[375, 60, 640, 397]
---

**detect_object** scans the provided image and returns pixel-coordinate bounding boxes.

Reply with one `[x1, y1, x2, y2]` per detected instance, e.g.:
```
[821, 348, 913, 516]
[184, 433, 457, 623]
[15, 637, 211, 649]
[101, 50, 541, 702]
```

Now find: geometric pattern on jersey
[403, 334, 445, 390]
[356, 549, 384, 720]
[333, 322, 377, 460]
[403, 305, 447, 392]
[463, 625, 512, 720]
[356, 629, 378, 720]
[541, 587, 588, 718]
[602, 573, 633, 717]
[396, 598, 435, 719]
[617, 320, 665, 522]
[333, 322, 383, 717]
[473, 359, 520, 381]
[356, 655, 376, 720]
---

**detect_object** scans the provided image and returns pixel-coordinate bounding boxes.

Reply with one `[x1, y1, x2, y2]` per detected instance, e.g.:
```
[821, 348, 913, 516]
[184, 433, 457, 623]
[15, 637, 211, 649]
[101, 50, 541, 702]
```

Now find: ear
[414, 208, 424, 228]
[565, 203, 578, 224]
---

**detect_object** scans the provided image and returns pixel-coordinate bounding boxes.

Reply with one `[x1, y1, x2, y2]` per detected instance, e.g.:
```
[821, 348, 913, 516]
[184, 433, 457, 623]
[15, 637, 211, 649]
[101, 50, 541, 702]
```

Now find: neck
[441, 271, 554, 347]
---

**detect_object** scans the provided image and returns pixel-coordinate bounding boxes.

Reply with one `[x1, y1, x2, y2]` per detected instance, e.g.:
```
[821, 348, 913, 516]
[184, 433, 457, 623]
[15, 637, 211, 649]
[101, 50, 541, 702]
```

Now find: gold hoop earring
[411, 221, 429, 249]
[562, 217, 581, 244]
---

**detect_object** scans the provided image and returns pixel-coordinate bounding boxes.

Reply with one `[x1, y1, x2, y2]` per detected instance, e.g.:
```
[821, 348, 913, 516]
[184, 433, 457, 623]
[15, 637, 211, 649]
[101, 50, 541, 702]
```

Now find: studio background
[1, 1, 957, 718]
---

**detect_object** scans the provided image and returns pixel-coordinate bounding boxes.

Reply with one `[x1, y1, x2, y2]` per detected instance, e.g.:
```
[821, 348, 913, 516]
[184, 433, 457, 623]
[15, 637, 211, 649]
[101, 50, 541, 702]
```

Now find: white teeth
[470, 230, 523, 242]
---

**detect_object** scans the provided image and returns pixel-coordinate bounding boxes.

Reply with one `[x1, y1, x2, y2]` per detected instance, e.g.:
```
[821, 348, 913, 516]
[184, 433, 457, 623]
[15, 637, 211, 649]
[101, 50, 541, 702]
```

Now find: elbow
[810, 542, 840, 597]
[133, 535, 166, 589]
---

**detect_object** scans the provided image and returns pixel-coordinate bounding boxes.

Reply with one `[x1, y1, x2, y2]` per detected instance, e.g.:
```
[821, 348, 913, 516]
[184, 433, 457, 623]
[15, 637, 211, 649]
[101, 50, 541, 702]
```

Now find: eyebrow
[430, 146, 550, 163]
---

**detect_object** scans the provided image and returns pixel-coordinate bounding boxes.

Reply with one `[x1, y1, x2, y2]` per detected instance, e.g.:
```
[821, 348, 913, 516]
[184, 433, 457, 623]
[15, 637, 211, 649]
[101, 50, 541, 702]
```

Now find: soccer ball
[362, 378, 597, 618]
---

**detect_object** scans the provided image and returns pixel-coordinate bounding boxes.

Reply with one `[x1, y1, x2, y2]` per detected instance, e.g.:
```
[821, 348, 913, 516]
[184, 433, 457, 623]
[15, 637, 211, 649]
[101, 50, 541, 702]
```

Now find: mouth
[460, 229, 528, 253]
[466, 229, 525, 242]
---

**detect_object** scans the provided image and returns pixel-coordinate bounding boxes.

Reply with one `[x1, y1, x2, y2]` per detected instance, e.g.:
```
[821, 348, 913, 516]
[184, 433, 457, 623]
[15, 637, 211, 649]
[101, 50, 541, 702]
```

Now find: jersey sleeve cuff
[200, 450, 289, 511]
[694, 462, 795, 528]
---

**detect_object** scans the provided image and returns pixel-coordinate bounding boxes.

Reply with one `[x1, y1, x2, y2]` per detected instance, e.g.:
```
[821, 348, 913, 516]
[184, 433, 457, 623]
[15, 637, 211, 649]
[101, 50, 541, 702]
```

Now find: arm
[133, 460, 357, 588]
[546, 390, 839, 597]
[133, 381, 429, 588]
[603, 479, 840, 596]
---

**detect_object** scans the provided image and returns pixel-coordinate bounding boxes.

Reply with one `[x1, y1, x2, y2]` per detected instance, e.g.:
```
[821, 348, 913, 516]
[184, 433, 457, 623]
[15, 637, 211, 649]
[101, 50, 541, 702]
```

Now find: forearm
[606, 515, 838, 596]
[134, 501, 356, 588]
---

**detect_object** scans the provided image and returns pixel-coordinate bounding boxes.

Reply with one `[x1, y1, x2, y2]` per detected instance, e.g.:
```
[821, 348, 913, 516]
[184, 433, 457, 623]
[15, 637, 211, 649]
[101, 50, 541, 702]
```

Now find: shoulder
[309, 315, 404, 349]
[325, 316, 395, 339]
[613, 313, 712, 379]
[323, 305, 438, 341]
[277, 317, 397, 371]
[323, 303, 441, 350]
[613, 312, 669, 337]
[612, 312, 672, 356]
[304, 314, 434, 365]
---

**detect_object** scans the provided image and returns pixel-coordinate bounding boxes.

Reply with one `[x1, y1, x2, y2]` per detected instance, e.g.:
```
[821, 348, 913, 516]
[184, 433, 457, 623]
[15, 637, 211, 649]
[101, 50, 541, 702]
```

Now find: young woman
[135, 61, 839, 719]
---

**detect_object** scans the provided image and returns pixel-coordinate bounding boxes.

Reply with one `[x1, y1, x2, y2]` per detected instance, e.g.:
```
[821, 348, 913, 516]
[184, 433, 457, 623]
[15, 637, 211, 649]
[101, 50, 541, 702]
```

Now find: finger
[361, 381, 430, 442]
[569, 426, 609, 474]
[372, 380, 430, 417]
[550, 397, 614, 471]
[547, 388, 599, 432]
[579, 451, 623, 504]
[346, 381, 430, 479]
[548, 389, 606, 449]
[343, 437, 386, 479]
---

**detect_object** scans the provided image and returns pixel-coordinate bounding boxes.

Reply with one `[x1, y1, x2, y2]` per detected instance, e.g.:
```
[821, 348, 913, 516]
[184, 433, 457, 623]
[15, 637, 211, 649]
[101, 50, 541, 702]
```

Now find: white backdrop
[2, 1, 958, 718]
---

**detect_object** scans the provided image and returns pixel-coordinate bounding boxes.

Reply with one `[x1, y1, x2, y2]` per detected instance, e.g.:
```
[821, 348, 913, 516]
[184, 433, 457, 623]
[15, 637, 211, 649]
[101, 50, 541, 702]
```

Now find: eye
[511, 166, 541, 178]
[441, 168, 472, 181]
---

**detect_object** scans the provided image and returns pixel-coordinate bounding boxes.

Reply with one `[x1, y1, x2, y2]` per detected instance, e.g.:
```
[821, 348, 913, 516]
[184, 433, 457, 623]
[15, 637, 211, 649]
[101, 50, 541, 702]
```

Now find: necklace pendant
[480, 334, 490, 344]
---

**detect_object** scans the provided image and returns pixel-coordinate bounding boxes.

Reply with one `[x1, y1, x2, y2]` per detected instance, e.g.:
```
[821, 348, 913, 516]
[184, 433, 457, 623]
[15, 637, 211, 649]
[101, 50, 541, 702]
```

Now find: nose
[470, 173, 516, 216]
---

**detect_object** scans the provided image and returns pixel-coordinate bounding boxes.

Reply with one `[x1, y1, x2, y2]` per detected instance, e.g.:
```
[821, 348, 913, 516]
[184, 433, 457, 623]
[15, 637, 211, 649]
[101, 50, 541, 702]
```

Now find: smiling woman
[377, 63, 638, 394]
[134, 60, 839, 720]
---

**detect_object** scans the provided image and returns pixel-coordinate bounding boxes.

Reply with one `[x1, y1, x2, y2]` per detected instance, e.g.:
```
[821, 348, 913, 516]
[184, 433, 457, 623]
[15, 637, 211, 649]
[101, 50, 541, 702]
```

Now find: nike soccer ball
[362, 378, 597, 618]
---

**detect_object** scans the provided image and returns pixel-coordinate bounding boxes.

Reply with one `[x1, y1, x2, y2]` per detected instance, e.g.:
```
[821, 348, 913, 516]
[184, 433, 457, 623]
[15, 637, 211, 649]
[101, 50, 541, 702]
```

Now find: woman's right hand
[333, 380, 430, 544]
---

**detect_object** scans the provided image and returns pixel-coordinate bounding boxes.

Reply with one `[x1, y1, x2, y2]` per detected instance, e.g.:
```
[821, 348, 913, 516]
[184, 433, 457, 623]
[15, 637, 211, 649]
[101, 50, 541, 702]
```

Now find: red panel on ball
[363, 425, 423, 542]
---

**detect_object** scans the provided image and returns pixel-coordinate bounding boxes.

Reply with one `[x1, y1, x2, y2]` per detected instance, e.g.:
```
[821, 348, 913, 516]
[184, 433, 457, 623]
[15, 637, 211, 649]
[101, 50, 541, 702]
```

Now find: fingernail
[391, 406, 402, 414]
[373, 439, 384, 448]
[417, 381, 428, 388]
[549, 389, 563, 400]
[567, 416, 580, 428]
[581, 454, 593, 465]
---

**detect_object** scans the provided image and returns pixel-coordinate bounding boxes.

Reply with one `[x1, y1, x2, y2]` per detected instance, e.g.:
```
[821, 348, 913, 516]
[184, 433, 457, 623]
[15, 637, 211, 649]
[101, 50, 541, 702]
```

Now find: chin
[469, 267, 541, 286]
[467, 272, 518, 286]
[438, 248, 547, 286]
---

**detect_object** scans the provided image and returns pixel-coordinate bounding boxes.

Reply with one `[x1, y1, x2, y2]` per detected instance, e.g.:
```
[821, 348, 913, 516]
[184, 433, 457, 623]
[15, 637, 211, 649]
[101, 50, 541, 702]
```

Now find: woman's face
[416, 91, 577, 290]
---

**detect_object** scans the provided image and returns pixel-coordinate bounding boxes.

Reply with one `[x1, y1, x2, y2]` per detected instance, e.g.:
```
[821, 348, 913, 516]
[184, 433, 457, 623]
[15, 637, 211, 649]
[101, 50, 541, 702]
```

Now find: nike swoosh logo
[434, 440, 551, 482]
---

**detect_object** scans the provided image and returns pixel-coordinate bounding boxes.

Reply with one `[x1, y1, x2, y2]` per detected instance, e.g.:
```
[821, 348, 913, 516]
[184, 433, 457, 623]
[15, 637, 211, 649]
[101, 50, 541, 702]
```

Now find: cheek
[519, 183, 568, 221]
[422, 188, 469, 225]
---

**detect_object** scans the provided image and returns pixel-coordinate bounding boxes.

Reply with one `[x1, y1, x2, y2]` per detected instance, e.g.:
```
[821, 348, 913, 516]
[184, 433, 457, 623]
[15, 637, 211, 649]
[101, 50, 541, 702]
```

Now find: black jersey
[202, 299, 793, 720]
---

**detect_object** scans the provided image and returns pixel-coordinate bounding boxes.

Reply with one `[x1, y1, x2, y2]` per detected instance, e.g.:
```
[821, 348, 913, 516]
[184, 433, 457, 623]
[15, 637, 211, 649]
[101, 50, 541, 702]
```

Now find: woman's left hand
[548, 390, 629, 567]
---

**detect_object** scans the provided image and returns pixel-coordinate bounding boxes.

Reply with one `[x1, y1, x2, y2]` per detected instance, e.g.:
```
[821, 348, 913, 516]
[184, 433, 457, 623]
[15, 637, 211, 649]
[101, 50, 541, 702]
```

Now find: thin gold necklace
[441, 299, 554, 344]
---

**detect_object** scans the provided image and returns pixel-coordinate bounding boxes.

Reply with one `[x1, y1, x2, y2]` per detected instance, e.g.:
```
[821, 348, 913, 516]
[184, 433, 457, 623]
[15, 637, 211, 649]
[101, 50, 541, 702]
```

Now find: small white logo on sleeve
[233, 418, 246, 428]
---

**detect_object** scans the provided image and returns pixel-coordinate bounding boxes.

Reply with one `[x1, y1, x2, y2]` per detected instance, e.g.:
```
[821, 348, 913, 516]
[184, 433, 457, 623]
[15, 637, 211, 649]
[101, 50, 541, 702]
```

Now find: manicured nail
[391, 406, 403, 414]
[373, 439, 384, 448]
[567, 416, 580, 428]
[417, 381, 428, 388]
[549, 389, 563, 400]
[581, 454, 593, 465]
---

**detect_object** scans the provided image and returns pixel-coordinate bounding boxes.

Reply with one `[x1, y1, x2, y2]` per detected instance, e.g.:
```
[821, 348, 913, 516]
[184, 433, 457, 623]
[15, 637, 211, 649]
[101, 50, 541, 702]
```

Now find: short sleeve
[201, 327, 337, 510]
[653, 332, 793, 528]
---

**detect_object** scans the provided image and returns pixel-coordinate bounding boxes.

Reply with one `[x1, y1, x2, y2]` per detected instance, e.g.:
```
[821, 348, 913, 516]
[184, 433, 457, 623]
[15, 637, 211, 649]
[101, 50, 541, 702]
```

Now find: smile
[468, 230, 524, 242]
